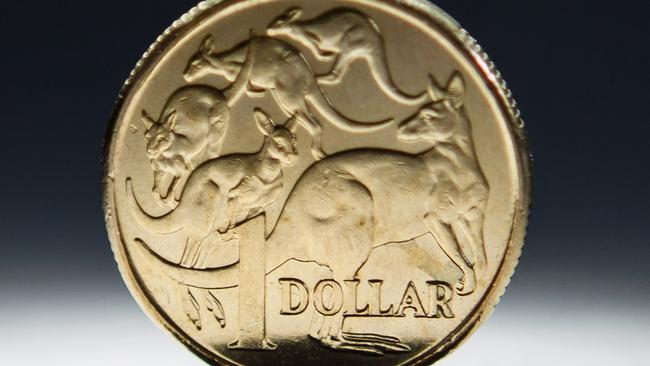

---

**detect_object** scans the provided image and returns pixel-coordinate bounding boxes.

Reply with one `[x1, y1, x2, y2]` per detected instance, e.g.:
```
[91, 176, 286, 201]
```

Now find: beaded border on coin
[102, 1, 532, 364]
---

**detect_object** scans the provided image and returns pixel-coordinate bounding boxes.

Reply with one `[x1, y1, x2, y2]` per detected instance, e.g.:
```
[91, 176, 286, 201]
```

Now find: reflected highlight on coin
[103, 1, 531, 364]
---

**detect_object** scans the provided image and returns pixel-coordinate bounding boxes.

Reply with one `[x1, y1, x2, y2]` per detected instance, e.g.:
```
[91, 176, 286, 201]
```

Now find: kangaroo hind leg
[450, 220, 477, 268]
[462, 207, 488, 277]
[313, 269, 411, 354]
[296, 111, 326, 160]
[309, 175, 408, 354]
[424, 215, 476, 296]
[180, 236, 202, 268]
[318, 51, 356, 85]
[181, 286, 202, 330]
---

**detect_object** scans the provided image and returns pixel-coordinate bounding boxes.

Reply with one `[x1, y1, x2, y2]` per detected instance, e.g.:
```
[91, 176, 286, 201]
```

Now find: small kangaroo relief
[141, 86, 230, 207]
[184, 35, 394, 161]
[128, 109, 299, 270]
[267, 7, 429, 106]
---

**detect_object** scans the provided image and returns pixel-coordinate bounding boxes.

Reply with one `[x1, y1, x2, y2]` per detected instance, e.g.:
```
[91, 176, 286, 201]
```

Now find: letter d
[279, 278, 310, 315]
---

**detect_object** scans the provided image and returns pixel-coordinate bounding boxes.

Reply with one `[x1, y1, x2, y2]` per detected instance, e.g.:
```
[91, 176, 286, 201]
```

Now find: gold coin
[103, 0, 531, 364]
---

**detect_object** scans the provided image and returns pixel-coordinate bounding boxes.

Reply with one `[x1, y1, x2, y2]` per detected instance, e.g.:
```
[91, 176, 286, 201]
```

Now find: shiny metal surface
[103, 1, 530, 364]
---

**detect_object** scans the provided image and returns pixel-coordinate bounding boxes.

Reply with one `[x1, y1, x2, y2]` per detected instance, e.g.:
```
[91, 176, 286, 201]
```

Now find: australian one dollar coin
[103, 0, 531, 364]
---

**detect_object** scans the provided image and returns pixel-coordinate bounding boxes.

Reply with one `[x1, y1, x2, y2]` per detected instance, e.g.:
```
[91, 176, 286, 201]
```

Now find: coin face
[103, 0, 530, 364]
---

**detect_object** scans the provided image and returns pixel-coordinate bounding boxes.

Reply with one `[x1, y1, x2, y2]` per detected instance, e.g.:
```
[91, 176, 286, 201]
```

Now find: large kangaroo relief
[128, 69, 490, 355]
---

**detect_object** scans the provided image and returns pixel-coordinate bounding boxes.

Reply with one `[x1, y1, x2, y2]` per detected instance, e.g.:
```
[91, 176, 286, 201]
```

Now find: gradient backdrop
[1, 0, 648, 365]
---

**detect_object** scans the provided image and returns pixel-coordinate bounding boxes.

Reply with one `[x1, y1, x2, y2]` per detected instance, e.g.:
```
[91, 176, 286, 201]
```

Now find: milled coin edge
[101, 1, 532, 365]
[398, 2, 531, 364]
[399, 0, 532, 365]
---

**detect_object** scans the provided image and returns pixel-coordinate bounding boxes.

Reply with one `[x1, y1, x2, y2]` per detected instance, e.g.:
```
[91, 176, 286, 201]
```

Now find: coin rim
[102, 0, 532, 364]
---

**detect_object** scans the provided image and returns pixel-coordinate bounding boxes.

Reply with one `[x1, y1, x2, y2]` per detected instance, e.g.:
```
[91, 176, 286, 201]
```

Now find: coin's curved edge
[101, 1, 533, 365]
[392, 1, 532, 364]
[102, 1, 240, 365]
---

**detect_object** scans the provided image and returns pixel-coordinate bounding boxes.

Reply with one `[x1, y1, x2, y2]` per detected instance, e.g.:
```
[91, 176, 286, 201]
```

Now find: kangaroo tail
[126, 178, 183, 235]
[366, 53, 429, 106]
[306, 89, 394, 133]
[129, 238, 240, 290]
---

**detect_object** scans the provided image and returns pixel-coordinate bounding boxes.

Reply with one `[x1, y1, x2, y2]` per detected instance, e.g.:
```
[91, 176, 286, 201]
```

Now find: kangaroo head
[397, 73, 467, 143]
[184, 36, 218, 80]
[253, 109, 298, 167]
[142, 86, 229, 162]
[267, 7, 302, 37]
[142, 110, 177, 159]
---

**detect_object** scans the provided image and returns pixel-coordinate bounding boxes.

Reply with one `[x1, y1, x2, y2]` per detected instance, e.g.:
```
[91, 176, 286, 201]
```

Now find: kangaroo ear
[164, 110, 178, 130]
[446, 72, 466, 108]
[427, 75, 447, 102]
[141, 110, 156, 130]
[200, 35, 215, 53]
[285, 115, 299, 134]
[286, 7, 302, 21]
[253, 108, 275, 136]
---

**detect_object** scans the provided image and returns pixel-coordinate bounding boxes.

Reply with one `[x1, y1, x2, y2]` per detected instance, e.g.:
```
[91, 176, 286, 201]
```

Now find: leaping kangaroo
[126, 73, 489, 354]
[128, 109, 299, 269]
[267, 7, 429, 106]
[184, 35, 393, 160]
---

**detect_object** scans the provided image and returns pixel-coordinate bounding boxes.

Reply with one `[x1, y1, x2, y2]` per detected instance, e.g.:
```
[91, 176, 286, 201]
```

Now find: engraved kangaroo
[128, 73, 489, 355]
[128, 109, 298, 269]
[141, 86, 229, 207]
[267, 7, 429, 106]
[184, 36, 393, 160]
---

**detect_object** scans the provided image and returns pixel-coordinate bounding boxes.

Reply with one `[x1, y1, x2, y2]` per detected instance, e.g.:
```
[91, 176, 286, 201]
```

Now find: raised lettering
[367, 279, 394, 316]
[314, 279, 344, 316]
[395, 281, 427, 317]
[426, 281, 454, 318]
[343, 279, 370, 315]
[279, 278, 310, 315]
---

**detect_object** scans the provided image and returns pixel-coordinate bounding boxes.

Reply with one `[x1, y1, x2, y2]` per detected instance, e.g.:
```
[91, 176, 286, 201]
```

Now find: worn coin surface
[103, 0, 531, 364]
